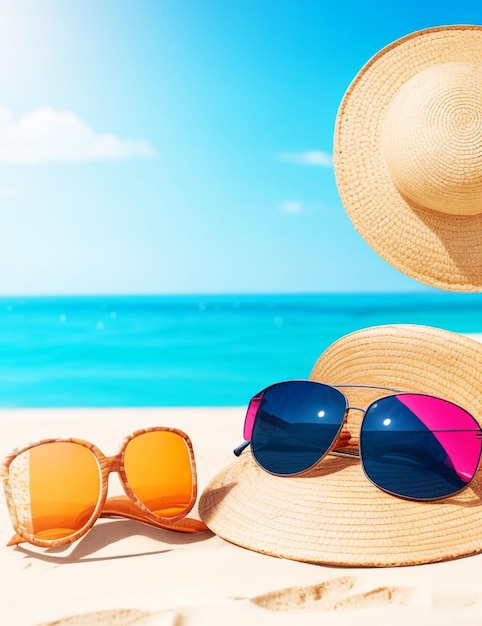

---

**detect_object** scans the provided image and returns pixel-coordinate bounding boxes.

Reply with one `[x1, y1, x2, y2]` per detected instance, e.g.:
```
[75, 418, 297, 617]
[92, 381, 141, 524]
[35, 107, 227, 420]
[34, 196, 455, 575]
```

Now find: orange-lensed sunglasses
[1, 427, 208, 548]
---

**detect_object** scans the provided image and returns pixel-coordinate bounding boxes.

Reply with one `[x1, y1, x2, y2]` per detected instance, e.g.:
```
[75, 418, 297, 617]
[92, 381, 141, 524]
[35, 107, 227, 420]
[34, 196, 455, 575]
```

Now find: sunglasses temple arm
[233, 429, 356, 459]
[233, 440, 250, 457]
[6, 533, 24, 546]
[5, 507, 209, 546]
[100, 496, 209, 533]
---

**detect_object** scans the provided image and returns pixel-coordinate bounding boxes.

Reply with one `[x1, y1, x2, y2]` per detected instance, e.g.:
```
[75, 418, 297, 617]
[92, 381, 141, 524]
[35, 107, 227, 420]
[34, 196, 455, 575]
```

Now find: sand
[1, 333, 482, 625]
[1, 406, 482, 625]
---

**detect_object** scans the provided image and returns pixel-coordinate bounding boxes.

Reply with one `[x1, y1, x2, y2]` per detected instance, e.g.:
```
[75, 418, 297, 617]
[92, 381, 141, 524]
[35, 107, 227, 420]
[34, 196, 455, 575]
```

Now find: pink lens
[243, 392, 264, 440]
[397, 394, 481, 481]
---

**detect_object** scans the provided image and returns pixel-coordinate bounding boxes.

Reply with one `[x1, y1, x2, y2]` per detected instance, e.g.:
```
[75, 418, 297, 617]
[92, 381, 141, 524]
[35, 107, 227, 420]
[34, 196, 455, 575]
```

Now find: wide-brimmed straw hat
[334, 25, 482, 291]
[199, 325, 482, 566]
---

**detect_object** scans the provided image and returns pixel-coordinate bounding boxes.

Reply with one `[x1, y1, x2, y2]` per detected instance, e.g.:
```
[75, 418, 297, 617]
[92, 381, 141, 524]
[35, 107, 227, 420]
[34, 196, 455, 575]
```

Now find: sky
[0, 0, 481, 295]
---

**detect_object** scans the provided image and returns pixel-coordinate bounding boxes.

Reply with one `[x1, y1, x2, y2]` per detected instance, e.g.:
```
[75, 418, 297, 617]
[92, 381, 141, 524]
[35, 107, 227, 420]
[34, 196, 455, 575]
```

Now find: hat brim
[334, 25, 482, 291]
[199, 325, 482, 566]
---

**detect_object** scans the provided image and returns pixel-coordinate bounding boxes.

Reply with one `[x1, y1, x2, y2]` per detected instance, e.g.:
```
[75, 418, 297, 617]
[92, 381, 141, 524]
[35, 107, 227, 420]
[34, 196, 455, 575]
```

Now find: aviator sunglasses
[234, 381, 482, 501]
[1, 427, 207, 548]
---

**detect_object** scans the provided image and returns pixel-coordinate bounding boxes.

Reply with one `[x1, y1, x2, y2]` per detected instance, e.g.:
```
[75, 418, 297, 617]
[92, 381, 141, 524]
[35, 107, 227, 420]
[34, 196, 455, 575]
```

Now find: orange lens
[123, 431, 194, 518]
[8, 442, 101, 541]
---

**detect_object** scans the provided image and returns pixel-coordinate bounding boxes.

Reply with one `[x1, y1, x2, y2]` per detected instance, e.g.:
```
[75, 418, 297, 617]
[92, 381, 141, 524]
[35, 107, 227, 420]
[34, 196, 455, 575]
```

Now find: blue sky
[1, 0, 481, 295]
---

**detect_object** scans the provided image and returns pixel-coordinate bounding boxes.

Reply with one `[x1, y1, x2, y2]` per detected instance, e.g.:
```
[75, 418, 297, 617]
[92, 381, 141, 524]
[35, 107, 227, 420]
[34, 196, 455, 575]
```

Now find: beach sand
[1, 333, 482, 625]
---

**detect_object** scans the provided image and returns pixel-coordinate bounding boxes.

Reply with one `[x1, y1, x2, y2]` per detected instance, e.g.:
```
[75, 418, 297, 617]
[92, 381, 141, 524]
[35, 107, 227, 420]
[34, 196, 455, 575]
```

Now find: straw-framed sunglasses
[1, 426, 208, 548]
[234, 380, 482, 501]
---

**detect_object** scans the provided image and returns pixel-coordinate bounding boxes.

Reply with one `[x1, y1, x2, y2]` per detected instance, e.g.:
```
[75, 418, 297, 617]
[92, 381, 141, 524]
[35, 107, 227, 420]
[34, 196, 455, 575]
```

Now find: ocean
[0, 293, 481, 408]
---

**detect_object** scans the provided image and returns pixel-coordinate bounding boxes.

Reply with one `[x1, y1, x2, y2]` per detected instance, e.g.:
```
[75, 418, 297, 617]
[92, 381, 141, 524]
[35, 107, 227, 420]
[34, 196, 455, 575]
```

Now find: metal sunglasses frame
[233, 381, 482, 501]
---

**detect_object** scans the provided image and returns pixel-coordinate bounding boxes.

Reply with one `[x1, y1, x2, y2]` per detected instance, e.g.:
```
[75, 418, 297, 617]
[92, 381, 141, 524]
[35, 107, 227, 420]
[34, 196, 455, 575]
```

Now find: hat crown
[381, 62, 482, 216]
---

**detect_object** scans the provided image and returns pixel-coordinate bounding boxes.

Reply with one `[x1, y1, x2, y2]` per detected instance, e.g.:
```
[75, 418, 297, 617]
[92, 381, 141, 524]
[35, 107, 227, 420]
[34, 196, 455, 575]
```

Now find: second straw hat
[199, 325, 482, 567]
[334, 25, 482, 291]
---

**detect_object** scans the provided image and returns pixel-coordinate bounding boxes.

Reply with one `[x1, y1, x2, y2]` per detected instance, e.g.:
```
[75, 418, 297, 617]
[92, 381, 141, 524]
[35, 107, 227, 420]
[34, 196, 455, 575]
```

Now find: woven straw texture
[334, 25, 482, 291]
[199, 325, 482, 567]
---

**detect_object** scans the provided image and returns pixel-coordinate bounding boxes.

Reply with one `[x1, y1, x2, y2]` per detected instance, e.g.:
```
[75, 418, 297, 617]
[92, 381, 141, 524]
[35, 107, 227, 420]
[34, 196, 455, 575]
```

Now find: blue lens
[360, 395, 481, 500]
[251, 381, 347, 475]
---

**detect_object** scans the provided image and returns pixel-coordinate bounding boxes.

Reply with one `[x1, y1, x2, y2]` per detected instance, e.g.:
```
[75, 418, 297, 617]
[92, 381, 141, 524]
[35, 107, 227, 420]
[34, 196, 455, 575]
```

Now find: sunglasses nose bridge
[347, 405, 366, 413]
[331, 407, 365, 454]
[106, 453, 123, 475]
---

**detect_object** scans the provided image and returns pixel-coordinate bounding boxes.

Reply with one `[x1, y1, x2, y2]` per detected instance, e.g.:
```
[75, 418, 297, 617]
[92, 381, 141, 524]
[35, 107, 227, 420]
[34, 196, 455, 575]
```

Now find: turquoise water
[0, 293, 480, 407]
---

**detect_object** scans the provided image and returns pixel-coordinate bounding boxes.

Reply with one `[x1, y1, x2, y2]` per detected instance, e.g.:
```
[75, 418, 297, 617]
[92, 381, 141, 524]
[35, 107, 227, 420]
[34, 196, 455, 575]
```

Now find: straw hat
[199, 325, 482, 566]
[334, 25, 482, 291]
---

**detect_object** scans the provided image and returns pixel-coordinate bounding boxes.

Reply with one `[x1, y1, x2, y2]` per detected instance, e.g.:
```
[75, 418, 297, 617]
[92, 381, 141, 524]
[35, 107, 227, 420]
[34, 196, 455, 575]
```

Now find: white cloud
[280, 200, 303, 213]
[278, 150, 333, 168]
[0, 107, 157, 164]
